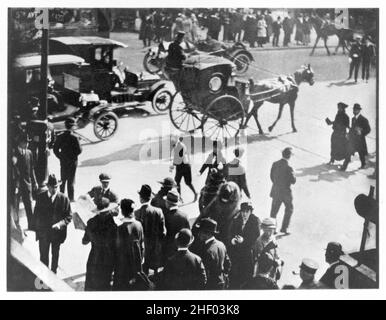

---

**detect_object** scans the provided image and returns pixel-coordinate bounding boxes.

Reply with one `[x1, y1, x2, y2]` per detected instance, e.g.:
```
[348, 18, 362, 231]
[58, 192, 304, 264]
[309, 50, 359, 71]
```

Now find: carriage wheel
[152, 88, 173, 114]
[202, 95, 245, 140]
[233, 53, 251, 74]
[169, 92, 204, 134]
[143, 52, 162, 74]
[93, 111, 119, 140]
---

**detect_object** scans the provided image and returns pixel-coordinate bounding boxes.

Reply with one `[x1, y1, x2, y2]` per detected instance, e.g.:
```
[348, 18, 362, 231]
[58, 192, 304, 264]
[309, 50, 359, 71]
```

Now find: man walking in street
[341, 103, 371, 171]
[347, 37, 362, 83]
[196, 218, 231, 290]
[269, 147, 296, 235]
[14, 133, 37, 231]
[53, 117, 82, 202]
[34, 174, 72, 273]
[135, 184, 166, 276]
[170, 136, 198, 202]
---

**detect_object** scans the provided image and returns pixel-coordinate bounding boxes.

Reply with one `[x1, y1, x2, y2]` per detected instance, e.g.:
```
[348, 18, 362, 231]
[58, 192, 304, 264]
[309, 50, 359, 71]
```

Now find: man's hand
[52, 220, 66, 230]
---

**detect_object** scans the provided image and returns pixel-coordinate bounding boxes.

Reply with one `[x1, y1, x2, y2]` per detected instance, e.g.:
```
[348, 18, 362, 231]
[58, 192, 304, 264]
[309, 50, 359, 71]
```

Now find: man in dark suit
[53, 117, 82, 201]
[162, 189, 190, 261]
[151, 177, 177, 214]
[14, 133, 37, 231]
[270, 147, 296, 234]
[228, 202, 260, 289]
[319, 242, 345, 289]
[34, 174, 72, 273]
[361, 36, 376, 82]
[135, 184, 166, 275]
[347, 37, 362, 83]
[88, 173, 119, 205]
[160, 228, 207, 290]
[196, 218, 231, 290]
[341, 103, 371, 171]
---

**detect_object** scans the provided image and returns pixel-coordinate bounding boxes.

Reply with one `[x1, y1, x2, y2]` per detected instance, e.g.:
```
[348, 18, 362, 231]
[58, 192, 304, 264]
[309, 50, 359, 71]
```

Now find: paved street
[20, 33, 377, 290]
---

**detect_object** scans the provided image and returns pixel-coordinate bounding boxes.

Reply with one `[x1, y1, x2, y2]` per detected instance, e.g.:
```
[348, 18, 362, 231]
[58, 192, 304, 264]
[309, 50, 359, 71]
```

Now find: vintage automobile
[49, 36, 173, 114]
[143, 38, 254, 76]
[13, 54, 120, 140]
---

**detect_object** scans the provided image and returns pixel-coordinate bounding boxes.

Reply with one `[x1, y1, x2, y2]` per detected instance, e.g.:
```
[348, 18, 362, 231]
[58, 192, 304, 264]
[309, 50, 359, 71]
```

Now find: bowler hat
[138, 184, 152, 199]
[164, 189, 180, 205]
[175, 228, 194, 247]
[325, 242, 344, 256]
[99, 173, 111, 182]
[47, 174, 61, 187]
[158, 177, 177, 188]
[196, 218, 219, 234]
[353, 103, 362, 110]
[299, 258, 319, 275]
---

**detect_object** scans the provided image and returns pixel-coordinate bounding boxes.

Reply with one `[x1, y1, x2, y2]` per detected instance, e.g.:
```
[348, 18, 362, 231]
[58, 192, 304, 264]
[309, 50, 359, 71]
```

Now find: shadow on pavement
[327, 80, 359, 87]
[296, 163, 357, 182]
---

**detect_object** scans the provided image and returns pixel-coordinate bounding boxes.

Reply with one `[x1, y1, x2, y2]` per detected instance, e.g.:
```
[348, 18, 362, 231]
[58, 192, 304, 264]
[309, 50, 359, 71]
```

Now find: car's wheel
[152, 88, 173, 114]
[143, 51, 163, 74]
[233, 53, 251, 74]
[93, 111, 119, 140]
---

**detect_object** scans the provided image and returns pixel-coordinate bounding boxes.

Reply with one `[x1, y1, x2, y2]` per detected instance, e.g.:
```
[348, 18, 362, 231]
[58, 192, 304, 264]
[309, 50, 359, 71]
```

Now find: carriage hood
[183, 54, 235, 70]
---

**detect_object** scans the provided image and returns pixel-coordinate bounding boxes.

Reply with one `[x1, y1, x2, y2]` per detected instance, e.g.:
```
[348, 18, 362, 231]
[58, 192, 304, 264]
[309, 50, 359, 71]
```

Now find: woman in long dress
[257, 16, 267, 47]
[327, 102, 350, 164]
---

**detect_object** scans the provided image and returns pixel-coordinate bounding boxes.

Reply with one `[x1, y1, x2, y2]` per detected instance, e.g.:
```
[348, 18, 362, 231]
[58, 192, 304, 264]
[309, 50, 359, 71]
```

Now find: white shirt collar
[168, 205, 179, 211]
[177, 247, 188, 251]
[354, 113, 361, 119]
[141, 201, 151, 207]
[205, 236, 215, 245]
[49, 192, 58, 202]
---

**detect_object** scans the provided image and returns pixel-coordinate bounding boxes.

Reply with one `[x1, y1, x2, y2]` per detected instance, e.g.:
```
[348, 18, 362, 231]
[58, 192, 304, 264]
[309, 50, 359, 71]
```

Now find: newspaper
[71, 195, 97, 231]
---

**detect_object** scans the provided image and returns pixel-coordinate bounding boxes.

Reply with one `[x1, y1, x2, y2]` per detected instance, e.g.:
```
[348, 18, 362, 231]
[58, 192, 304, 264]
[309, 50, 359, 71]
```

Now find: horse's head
[299, 64, 315, 86]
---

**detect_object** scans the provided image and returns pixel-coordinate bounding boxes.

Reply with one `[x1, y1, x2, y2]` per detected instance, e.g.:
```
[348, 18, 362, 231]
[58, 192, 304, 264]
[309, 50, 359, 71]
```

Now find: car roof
[15, 54, 85, 68]
[183, 54, 235, 70]
[50, 36, 128, 48]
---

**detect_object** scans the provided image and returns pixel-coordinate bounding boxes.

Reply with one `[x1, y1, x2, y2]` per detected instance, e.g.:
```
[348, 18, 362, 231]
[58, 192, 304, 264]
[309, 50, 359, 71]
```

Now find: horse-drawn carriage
[168, 54, 315, 140]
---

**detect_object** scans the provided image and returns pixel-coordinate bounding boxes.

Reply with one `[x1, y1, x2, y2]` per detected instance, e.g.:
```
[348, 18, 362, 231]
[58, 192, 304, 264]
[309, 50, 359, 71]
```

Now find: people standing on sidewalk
[53, 117, 82, 202]
[230, 9, 243, 42]
[257, 15, 267, 47]
[195, 218, 231, 290]
[14, 133, 37, 231]
[319, 242, 345, 289]
[34, 174, 72, 274]
[269, 147, 296, 235]
[341, 104, 371, 171]
[83, 197, 117, 291]
[272, 16, 282, 47]
[227, 147, 251, 199]
[153, 10, 163, 43]
[182, 11, 193, 42]
[113, 198, 145, 291]
[282, 15, 292, 47]
[295, 13, 304, 45]
[135, 184, 166, 276]
[326, 102, 350, 165]
[139, 11, 153, 48]
[347, 37, 362, 83]
[361, 36, 376, 83]
[296, 259, 323, 289]
[170, 136, 198, 202]
[265, 11, 273, 44]
[207, 11, 221, 40]
[173, 13, 184, 38]
[227, 201, 260, 288]
[162, 189, 190, 262]
[151, 177, 177, 214]
[244, 11, 257, 48]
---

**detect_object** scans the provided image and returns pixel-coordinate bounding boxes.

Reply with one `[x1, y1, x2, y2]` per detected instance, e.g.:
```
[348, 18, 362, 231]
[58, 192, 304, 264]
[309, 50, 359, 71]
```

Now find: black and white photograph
[3, 0, 382, 299]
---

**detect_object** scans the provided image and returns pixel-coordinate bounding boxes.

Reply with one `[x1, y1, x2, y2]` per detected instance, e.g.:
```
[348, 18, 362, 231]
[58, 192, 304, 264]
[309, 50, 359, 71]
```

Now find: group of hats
[338, 102, 362, 110]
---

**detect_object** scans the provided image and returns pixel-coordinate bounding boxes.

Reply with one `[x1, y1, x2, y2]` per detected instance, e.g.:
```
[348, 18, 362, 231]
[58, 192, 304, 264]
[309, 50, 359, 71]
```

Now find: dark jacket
[349, 42, 362, 60]
[113, 218, 144, 290]
[200, 238, 231, 289]
[161, 249, 207, 290]
[135, 204, 166, 269]
[330, 111, 350, 161]
[151, 187, 170, 214]
[15, 148, 37, 192]
[163, 208, 190, 260]
[272, 20, 282, 34]
[242, 274, 279, 290]
[348, 114, 371, 155]
[88, 186, 119, 204]
[53, 130, 82, 163]
[34, 191, 72, 243]
[166, 41, 185, 69]
[362, 43, 376, 62]
[82, 213, 117, 291]
[319, 262, 346, 289]
[270, 158, 296, 201]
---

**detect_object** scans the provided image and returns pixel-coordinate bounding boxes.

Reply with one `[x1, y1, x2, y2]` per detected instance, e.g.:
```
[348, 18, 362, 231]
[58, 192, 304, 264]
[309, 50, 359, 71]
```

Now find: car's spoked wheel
[169, 92, 204, 134]
[93, 112, 119, 140]
[143, 52, 162, 74]
[152, 88, 173, 114]
[233, 53, 251, 74]
[202, 95, 245, 140]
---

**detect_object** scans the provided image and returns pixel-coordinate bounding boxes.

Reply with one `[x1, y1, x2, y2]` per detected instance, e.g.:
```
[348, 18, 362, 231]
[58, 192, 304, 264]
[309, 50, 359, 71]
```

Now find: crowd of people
[136, 8, 322, 49]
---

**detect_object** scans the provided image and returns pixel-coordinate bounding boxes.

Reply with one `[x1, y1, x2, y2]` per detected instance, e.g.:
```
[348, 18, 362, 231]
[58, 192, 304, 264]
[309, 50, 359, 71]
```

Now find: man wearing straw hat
[34, 174, 72, 273]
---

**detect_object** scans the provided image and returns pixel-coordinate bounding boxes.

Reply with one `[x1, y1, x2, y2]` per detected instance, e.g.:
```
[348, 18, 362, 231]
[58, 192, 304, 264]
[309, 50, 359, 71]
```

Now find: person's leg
[51, 242, 61, 274]
[174, 165, 183, 195]
[362, 60, 366, 80]
[20, 186, 34, 230]
[270, 197, 282, 219]
[184, 164, 197, 201]
[365, 61, 370, 81]
[60, 162, 67, 195]
[281, 198, 294, 233]
[359, 151, 366, 168]
[348, 62, 354, 79]
[354, 60, 360, 82]
[67, 162, 77, 202]
[341, 153, 351, 171]
[39, 237, 50, 267]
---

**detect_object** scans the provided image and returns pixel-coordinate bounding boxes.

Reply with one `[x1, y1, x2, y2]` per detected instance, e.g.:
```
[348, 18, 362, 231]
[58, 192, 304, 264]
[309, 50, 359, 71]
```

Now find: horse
[309, 15, 354, 56]
[244, 64, 315, 134]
